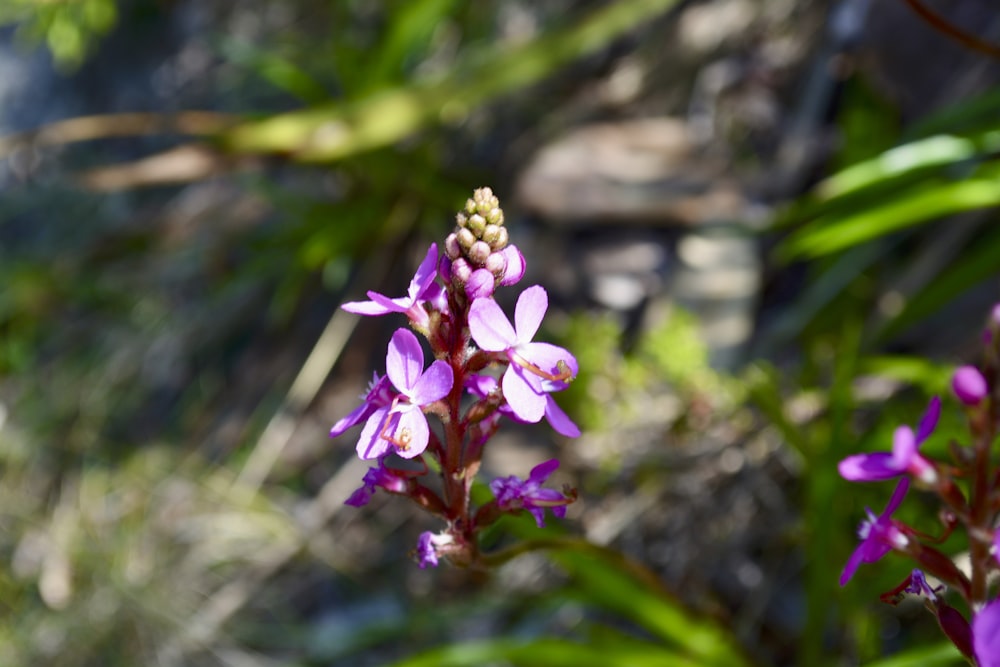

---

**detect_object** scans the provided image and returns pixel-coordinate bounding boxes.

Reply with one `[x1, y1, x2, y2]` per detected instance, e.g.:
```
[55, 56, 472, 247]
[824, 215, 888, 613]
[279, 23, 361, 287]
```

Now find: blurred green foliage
[0, 0, 117, 69]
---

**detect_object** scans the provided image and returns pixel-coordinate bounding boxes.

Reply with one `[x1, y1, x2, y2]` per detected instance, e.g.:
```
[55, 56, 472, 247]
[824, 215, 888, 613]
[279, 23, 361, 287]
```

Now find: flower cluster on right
[838, 305, 1000, 666]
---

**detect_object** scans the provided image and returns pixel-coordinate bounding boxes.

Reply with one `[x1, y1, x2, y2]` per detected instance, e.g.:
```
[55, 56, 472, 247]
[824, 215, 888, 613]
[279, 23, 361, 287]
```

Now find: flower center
[379, 399, 414, 451]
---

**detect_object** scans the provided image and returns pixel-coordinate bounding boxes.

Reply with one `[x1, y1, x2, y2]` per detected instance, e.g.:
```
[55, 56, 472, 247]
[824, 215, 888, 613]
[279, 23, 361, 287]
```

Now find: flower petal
[974, 599, 1000, 667]
[408, 243, 440, 301]
[891, 426, 916, 469]
[916, 396, 941, 443]
[356, 407, 392, 459]
[394, 407, 430, 459]
[838, 453, 900, 481]
[386, 328, 425, 393]
[544, 396, 581, 437]
[501, 365, 545, 422]
[330, 401, 375, 437]
[368, 291, 412, 312]
[513, 285, 548, 342]
[528, 459, 559, 484]
[469, 297, 517, 351]
[341, 297, 393, 316]
[409, 360, 454, 405]
[839, 544, 866, 586]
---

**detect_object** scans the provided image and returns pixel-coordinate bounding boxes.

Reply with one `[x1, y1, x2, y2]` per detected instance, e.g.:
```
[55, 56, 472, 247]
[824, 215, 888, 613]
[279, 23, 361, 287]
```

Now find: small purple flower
[903, 569, 938, 601]
[353, 329, 453, 460]
[342, 244, 443, 329]
[416, 531, 454, 569]
[974, 599, 1000, 667]
[841, 478, 911, 586]
[344, 457, 410, 507]
[838, 397, 940, 485]
[953, 365, 988, 406]
[330, 373, 397, 438]
[469, 286, 578, 423]
[490, 459, 572, 528]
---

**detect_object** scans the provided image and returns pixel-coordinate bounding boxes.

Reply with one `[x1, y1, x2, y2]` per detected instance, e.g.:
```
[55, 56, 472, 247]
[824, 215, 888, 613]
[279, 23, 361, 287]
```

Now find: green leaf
[779, 173, 1000, 260]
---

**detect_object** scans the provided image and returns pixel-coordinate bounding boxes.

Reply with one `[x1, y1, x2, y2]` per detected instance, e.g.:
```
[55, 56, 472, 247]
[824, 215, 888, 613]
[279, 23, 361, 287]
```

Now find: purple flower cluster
[331, 188, 578, 568]
[837, 306, 1000, 666]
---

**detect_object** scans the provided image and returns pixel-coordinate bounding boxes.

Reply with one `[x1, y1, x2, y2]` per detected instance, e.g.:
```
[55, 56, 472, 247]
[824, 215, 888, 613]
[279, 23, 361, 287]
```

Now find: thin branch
[902, 0, 1000, 59]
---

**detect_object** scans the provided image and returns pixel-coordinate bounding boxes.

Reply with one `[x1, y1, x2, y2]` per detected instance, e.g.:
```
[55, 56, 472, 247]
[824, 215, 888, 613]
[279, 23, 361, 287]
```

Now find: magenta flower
[840, 478, 911, 586]
[344, 457, 410, 507]
[953, 365, 988, 406]
[469, 285, 578, 423]
[974, 599, 1000, 667]
[342, 244, 443, 329]
[330, 373, 397, 438]
[466, 374, 580, 437]
[415, 531, 453, 569]
[352, 329, 453, 460]
[838, 397, 940, 485]
[490, 459, 572, 528]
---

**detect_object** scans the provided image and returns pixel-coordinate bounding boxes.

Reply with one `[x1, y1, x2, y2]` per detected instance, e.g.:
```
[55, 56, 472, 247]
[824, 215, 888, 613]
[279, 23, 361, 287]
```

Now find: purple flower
[353, 329, 453, 460]
[415, 531, 453, 569]
[838, 397, 940, 485]
[469, 286, 578, 423]
[953, 365, 988, 406]
[490, 459, 572, 528]
[330, 373, 397, 438]
[466, 374, 580, 438]
[840, 478, 911, 586]
[974, 599, 1000, 667]
[344, 457, 410, 507]
[342, 244, 443, 329]
[903, 569, 938, 601]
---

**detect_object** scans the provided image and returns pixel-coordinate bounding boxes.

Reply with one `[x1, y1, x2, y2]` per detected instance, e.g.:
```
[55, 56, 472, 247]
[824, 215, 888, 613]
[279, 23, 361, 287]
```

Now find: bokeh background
[2, 1, 1000, 665]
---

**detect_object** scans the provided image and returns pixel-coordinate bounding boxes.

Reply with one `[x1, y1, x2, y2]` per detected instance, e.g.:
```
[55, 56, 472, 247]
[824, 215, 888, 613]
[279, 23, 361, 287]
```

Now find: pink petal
[890, 426, 917, 469]
[386, 328, 424, 392]
[342, 297, 393, 316]
[410, 360, 454, 406]
[469, 297, 517, 351]
[394, 408, 430, 459]
[916, 396, 941, 442]
[514, 285, 548, 342]
[528, 459, 559, 483]
[357, 407, 393, 459]
[330, 401, 375, 437]
[544, 396, 580, 437]
[501, 365, 545, 423]
[408, 243, 440, 300]
[368, 291, 412, 311]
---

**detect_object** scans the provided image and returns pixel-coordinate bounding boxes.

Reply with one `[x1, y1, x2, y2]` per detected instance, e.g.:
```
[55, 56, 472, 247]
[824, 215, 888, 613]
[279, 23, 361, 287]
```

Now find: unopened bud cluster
[445, 187, 510, 290]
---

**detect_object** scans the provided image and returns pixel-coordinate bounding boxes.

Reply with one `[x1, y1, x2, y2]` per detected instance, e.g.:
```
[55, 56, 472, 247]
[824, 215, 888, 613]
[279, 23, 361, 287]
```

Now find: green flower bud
[468, 240, 491, 265]
[468, 214, 487, 236]
[457, 227, 475, 250]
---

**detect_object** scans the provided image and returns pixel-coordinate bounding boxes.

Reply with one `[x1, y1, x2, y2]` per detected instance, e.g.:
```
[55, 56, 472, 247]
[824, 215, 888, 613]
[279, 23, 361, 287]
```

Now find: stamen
[509, 351, 573, 383]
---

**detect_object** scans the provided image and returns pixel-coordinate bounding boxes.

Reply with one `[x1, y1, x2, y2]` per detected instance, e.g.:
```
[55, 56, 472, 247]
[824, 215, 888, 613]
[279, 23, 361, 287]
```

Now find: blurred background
[2, 0, 1000, 665]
